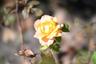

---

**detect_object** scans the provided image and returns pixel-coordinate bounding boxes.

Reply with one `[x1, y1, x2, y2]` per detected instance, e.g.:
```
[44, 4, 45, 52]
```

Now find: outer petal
[41, 15, 53, 22]
[39, 39, 54, 46]
[34, 20, 40, 31]
[52, 17, 57, 22]
[34, 32, 46, 39]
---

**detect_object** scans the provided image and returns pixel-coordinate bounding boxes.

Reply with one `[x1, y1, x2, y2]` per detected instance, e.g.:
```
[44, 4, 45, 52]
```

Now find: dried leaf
[17, 48, 36, 58]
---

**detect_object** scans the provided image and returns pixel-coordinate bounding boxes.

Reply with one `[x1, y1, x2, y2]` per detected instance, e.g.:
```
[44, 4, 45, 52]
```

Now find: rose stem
[50, 49, 59, 64]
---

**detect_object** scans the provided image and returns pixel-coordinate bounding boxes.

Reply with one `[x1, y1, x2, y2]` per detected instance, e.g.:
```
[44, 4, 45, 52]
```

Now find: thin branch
[16, 0, 24, 50]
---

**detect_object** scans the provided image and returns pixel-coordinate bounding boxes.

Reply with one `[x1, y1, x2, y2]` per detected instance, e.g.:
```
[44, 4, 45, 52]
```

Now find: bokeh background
[0, 0, 96, 64]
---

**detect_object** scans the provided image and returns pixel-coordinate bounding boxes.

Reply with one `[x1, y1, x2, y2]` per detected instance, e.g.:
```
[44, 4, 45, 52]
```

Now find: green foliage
[55, 37, 61, 43]
[76, 50, 96, 64]
[50, 37, 61, 52]
[40, 37, 62, 52]
[40, 50, 55, 64]
[48, 23, 70, 52]
[76, 50, 89, 64]
[50, 43, 60, 52]
[92, 51, 96, 64]
[61, 24, 70, 32]
[3, 14, 16, 26]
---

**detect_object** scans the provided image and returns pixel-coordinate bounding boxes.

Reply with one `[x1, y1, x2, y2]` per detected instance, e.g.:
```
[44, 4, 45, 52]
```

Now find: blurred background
[0, 0, 96, 64]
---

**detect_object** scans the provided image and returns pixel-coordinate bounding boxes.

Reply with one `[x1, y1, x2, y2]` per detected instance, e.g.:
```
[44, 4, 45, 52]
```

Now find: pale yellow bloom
[34, 15, 62, 46]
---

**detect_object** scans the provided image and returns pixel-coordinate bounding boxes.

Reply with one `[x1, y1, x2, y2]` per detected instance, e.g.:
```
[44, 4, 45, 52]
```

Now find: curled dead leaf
[16, 48, 36, 58]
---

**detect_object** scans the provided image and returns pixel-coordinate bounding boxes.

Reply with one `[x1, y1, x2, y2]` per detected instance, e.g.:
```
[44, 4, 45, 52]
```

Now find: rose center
[44, 25, 50, 33]
[40, 21, 56, 34]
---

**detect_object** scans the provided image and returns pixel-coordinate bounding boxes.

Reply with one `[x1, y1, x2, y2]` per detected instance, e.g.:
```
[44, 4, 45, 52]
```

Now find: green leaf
[61, 24, 70, 32]
[40, 37, 61, 52]
[92, 51, 96, 64]
[40, 51, 56, 64]
[49, 37, 61, 52]
[55, 37, 61, 43]
[50, 43, 60, 52]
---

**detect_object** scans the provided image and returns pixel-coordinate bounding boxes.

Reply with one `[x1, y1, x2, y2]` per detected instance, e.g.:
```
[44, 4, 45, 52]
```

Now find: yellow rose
[34, 15, 62, 46]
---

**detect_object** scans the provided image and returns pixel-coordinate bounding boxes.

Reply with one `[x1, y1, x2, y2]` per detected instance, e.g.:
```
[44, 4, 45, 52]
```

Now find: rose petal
[34, 20, 40, 31]
[34, 15, 62, 46]
[41, 15, 53, 22]
[52, 17, 57, 22]
[39, 39, 54, 46]
[34, 32, 46, 39]
[47, 25, 60, 39]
